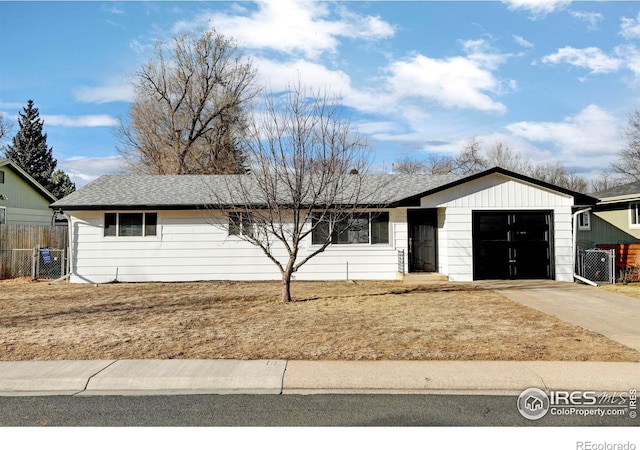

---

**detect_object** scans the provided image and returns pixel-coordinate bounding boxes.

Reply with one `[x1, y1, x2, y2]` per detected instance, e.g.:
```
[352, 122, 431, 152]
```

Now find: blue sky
[2, 0, 640, 186]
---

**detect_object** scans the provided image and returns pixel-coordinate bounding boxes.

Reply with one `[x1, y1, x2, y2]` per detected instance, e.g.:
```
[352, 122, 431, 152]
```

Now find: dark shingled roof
[591, 180, 640, 200]
[51, 173, 461, 210]
[50, 167, 598, 210]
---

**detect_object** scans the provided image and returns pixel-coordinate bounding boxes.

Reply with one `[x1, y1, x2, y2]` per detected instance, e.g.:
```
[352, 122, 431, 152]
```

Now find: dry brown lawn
[600, 283, 640, 300]
[1, 279, 638, 361]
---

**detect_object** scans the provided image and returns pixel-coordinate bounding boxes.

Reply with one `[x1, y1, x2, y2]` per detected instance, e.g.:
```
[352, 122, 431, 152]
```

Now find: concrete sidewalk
[0, 360, 638, 396]
[484, 280, 640, 352]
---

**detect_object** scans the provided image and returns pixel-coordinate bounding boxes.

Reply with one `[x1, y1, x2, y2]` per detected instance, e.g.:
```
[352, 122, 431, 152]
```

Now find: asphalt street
[0, 394, 637, 427]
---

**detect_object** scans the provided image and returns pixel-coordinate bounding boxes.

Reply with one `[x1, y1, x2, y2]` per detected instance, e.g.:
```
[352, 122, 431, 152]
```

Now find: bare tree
[391, 139, 588, 191]
[117, 30, 259, 175]
[393, 154, 456, 175]
[392, 156, 426, 174]
[529, 161, 588, 192]
[391, 139, 487, 176]
[209, 82, 373, 302]
[484, 142, 532, 174]
[611, 108, 640, 181]
[0, 112, 12, 143]
[451, 138, 488, 175]
[589, 172, 625, 193]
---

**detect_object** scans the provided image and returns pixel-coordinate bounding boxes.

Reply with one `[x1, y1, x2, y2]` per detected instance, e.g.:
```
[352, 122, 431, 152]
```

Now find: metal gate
[576, 248, 615, 284]
[0, 248, 66, 280]
[35, 248, 66, 280]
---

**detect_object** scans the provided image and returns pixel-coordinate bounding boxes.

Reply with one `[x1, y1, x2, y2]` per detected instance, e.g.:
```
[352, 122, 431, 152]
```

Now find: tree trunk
[281, 269, 293, 303]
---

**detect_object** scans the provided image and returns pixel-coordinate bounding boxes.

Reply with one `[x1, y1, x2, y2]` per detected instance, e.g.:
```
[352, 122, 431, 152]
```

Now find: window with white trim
[631, 203, 640, 228]
[104, 212, 157, 237]
[0, 170, 4, 184]
[0, 207, 5, 225]
[312, 212, 390, 245]
[578, 211, 591, 231]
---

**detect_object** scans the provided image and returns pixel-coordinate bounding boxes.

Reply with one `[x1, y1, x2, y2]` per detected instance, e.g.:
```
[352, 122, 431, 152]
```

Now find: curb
[0, 360, 638, 396]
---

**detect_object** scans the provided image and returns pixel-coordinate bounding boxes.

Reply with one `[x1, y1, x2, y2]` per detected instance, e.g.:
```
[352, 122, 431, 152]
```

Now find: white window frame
[578, 211, 591, 231]
[0, 206, 5, 224]
[103, 211, 159, 239]
[630, 202, 640, 229]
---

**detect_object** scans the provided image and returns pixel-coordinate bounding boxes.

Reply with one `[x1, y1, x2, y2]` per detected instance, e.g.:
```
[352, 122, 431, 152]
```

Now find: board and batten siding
[69, 209, 403, 283]
[418, 173, 575, 282]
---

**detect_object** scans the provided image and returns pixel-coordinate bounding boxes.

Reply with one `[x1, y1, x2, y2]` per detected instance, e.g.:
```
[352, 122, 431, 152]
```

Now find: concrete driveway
[481, 280, 640, 352]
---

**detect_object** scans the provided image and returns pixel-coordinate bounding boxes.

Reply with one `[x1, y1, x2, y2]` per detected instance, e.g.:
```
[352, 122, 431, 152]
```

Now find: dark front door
[408, 209, 437, 272]
[473, 211, 554, 280]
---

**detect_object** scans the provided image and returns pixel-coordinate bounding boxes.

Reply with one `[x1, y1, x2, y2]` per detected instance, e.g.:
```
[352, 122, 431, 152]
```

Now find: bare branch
[117, 30, 259, 175]
[207, 81, 380, 302]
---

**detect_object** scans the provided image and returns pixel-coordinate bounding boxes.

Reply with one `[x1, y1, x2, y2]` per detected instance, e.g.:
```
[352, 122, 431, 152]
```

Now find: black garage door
[472, 211, 554, 280]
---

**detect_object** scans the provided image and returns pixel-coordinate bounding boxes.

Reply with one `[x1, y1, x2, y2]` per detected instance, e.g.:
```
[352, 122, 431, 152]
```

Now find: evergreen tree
[5, 100, 75, 198]
[50, 169, 76, 199]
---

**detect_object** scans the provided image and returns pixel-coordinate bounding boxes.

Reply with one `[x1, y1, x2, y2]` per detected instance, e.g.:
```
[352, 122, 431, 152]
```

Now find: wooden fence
[0, 224, 68, 279]
[0, 224, 68, 250]
[596, 244, 640, 268]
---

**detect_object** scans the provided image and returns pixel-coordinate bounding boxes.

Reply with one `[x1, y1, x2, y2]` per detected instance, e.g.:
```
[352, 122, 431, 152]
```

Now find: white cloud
[0, 102, 25, 111]
[569, 10, 604, 31]
[128, 38, 155, 56]
[255, 57, 352, 95]
[505, 105, 622, 157]
[621, 13, 640, 39]
[618, 45, 640, 77]
[42, 115, 119, 128]
[513, 34, 534, 48]
[59, 156, 125, 186]
[172, 0, 394, 58]
[386, 53, 507, 113]
[253, 56, 398, 115]
[74, 82, 134, 104]
[542, 47, 623, 74]
[502, 0, 571, 17]
[101, 4, 125, 15]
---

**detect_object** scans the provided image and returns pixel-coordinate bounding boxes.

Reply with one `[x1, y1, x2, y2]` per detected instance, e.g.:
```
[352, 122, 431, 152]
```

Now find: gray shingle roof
[51, 173, 462, 210]
[591, 180, 640, 200]
[50, 167, 597, 211]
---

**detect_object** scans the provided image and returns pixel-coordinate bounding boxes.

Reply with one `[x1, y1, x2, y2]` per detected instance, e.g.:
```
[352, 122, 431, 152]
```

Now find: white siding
[419, 174, 575, 282]
[67, 173, 578, 283]
[69, 209, 402, 283]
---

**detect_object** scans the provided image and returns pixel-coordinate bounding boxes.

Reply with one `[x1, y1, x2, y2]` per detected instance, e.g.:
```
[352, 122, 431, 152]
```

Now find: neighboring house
[0, 158, 57, 226]
[51, 167, 595, 284]
[576, 180, 640, 249]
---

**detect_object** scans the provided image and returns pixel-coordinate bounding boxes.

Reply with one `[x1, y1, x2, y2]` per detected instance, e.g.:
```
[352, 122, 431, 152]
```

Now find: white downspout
[572, 207, 597, 286]
[49, 209, 73, 284]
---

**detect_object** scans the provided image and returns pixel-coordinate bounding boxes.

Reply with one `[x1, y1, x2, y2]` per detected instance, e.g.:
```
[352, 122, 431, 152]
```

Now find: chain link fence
[0, 248, 66, 280]
[576, 248, 616, 285]
[35, 248, 66, 280]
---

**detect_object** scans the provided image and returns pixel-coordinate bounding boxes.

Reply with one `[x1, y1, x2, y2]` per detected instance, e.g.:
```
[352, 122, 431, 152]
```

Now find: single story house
[0, 158, 58, 226]
[50, 167, 596, 284]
